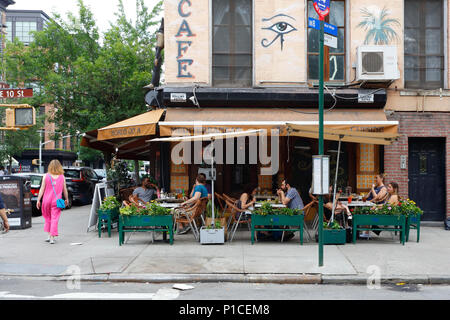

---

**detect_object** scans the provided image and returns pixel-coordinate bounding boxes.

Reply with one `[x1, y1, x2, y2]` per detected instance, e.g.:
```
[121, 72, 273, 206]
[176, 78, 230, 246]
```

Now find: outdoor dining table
[340, 200, 375, 207]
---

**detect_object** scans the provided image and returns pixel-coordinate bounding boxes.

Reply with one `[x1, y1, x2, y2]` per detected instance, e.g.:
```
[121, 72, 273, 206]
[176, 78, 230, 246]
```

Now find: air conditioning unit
[356, 45, 400, 82]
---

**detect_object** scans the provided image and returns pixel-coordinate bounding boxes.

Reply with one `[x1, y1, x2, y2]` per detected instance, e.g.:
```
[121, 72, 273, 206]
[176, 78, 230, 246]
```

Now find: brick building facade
[384, 112, 449, 220]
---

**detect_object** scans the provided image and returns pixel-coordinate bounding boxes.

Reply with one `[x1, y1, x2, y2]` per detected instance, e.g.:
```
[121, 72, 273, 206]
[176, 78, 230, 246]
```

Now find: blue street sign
[308, 17, 338, 37]
[315, 0, 330, 12]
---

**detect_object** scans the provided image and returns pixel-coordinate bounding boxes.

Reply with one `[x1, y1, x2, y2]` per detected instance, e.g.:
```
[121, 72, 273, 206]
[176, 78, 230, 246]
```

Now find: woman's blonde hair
[47, 159, 64, 175]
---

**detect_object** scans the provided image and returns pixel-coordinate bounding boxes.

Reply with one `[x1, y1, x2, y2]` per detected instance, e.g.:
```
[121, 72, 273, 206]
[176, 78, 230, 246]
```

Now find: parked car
[63, 167, 102, 205]
[29, 173, 74, 216]
[94, 169, 107, 182]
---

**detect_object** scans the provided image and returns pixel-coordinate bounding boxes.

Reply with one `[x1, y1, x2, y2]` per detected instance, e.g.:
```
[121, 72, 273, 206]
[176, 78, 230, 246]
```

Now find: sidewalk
[1, 205, 449, 284]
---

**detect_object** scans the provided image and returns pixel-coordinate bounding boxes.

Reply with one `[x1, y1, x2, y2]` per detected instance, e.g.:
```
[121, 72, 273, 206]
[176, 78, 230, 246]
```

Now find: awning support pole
[330, 137, 343, 224]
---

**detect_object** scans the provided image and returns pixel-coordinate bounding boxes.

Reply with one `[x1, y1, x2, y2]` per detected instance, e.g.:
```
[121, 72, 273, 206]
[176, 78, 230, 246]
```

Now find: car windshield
[30, 175, 42, 186]
[95, 170, 105, 178]
[65, 170, 80, 179]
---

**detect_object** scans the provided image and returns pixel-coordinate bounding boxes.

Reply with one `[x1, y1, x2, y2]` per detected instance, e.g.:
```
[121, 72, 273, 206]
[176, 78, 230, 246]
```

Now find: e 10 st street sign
[0, 89, 34, 99]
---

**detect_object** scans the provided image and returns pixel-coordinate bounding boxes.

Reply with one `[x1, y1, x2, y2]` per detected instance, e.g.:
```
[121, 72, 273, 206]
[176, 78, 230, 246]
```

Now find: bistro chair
[224, 197, 252, 242]
[294, 200, 318, 242]
[222, 193, 238, 203]
[215, 193, 233, 223]
[174, 197, 208, 241]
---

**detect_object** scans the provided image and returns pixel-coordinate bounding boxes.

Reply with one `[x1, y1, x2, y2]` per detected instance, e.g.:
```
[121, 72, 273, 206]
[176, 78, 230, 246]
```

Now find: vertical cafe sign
[176, 0, 195, 78]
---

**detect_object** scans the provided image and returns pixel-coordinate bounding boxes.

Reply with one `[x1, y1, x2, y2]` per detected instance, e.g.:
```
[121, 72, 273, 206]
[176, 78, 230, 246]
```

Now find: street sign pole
[318, 18, 325, 267]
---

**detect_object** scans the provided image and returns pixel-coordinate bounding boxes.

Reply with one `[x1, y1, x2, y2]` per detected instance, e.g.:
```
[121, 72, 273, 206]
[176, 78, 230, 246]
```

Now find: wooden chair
[174, 197, 208, 241]
[299, 201, 318, 242]
[119, 187, 137, 202]
[222, 193, 238, 203]
[223, 197, 251, 242]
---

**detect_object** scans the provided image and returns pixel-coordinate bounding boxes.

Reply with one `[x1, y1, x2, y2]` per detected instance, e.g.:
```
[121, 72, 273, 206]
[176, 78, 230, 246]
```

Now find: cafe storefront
[156, 107, 398, 201]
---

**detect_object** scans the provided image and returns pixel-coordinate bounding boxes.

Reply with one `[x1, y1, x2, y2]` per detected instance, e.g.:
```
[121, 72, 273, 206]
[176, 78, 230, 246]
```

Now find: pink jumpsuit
[42, 174, 64, 237]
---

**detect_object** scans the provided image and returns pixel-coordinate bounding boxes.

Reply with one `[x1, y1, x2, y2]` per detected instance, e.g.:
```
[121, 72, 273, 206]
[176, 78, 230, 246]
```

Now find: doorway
[408, 138, 446, 221]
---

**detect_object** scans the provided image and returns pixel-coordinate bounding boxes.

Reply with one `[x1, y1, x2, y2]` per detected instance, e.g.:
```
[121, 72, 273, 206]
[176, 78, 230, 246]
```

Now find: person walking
[0, 193, 10, 233]
[36, 160, 69, 244]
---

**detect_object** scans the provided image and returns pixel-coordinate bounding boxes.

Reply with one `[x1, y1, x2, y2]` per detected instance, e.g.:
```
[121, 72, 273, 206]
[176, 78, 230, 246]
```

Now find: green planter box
[352, 214, 406, 245]
[251, 214, 304, 245]
[97, 208, 120, 238]
[406, 213, 421, 243]
[323, 228, 346, 245]
[119, 215, 174, 245]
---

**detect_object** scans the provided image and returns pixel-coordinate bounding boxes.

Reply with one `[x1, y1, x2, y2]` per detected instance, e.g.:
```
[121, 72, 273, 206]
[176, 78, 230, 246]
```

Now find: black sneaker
[282, 232, 295, 242]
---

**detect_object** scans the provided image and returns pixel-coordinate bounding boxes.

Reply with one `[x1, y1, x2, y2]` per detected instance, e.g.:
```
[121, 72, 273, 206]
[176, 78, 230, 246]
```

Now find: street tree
[4, 0, 163, 166]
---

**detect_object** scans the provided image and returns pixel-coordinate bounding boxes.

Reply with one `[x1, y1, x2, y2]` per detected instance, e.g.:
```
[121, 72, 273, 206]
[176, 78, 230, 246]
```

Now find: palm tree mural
[357, 7, 400, 45]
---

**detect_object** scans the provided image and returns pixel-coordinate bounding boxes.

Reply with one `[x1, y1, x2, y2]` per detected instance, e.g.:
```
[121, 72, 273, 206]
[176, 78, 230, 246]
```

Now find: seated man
[264, 178, 305, 242]
[129, 178, 158, 206]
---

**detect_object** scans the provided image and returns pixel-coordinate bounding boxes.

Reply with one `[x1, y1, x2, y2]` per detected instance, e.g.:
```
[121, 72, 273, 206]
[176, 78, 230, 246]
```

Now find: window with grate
[212, 0, 252, 87]
[404, 0, 444, 89]
[307, 0, 346, 81]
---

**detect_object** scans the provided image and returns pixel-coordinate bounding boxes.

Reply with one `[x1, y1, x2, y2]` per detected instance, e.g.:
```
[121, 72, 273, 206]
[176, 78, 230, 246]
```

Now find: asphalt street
[0, 279, 449, 300]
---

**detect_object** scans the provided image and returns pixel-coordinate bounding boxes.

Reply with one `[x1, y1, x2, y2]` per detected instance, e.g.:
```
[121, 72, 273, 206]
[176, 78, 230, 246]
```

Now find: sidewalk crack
[336, 245, 358, 275]
[90, 257, 96, 274]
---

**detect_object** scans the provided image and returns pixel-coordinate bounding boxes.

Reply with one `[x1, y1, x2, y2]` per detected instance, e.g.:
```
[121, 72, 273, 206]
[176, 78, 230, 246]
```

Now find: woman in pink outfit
[36, 160, 69, 244]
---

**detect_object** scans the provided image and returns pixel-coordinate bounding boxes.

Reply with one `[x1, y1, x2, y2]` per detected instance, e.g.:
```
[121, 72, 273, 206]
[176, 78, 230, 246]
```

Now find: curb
[1, 273, 450, 285]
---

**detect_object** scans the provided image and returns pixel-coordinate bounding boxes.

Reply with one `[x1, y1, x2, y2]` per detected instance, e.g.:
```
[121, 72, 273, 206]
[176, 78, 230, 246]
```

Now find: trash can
[0, 176, 32, 230]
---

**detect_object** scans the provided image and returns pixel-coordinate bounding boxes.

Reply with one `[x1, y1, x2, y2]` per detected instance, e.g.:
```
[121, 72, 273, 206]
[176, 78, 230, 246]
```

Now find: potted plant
[205, 200, 228, 240]
[251, 201, 304, 245]
[322, 220, 346, 245]
[399, 199, 423, 242]
[97, 196, 121, 238]
[200, 200, 225, 245]
[118, 201, 174, 245]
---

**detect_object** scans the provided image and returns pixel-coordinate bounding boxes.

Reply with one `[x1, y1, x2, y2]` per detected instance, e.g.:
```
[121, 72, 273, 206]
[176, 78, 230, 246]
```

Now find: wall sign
[176, 0, 195, 78]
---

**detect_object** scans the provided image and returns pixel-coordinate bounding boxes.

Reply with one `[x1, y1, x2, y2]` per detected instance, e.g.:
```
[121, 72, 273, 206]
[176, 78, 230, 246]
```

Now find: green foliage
[206, 200, 221, 218]
[99, 196, 120, 211]
[119, 201, 170, 216]
[4, 0, 163, 151]
[253, 201, 302, 216]
[323, 221, 341, 230]
[107, 160, 133, 190]
[352, 199, 423, 216]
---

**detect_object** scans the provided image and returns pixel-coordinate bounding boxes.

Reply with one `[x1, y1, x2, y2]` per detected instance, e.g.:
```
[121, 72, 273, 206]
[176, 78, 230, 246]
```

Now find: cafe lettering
[176, 0, 195, 78]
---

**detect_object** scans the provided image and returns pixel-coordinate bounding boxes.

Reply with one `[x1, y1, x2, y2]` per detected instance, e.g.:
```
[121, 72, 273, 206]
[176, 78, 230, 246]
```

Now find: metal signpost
[313, 0, 331, 267]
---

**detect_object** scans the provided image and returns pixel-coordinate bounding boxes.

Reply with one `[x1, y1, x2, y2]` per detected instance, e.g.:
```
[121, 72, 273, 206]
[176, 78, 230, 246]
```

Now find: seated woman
[323, 186, 351, 227]
[366, 174, 389, 205]
[236, 184, 257, 214]
[386, 182, 400, 206]
[360, 174, 389, 238]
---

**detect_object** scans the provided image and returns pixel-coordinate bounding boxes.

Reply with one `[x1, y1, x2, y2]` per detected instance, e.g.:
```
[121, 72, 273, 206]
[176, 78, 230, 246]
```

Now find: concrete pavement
[0, 205, 449, 284]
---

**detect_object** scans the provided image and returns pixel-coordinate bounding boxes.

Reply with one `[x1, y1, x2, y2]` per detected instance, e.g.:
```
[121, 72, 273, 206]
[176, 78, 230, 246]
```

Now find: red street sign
[0, 88, 33, 99]
[314, 0, 330, 20]
[0, 82, 10, 89]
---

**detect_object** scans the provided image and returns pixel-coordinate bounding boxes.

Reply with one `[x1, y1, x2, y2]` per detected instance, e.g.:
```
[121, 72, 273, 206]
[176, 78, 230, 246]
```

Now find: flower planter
[352, 214, 406, 245]
[97, 208, 120, 238]
[251, 214, 304, 245]
[119, 215, 174, 245]
[206, 217, 228, 241]
[323, 228, 346, 245]
[200, 227, 225, 245]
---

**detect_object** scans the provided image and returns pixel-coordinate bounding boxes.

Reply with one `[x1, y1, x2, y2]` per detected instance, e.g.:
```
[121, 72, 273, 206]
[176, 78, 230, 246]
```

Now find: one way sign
[308, 17, 338, 37]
